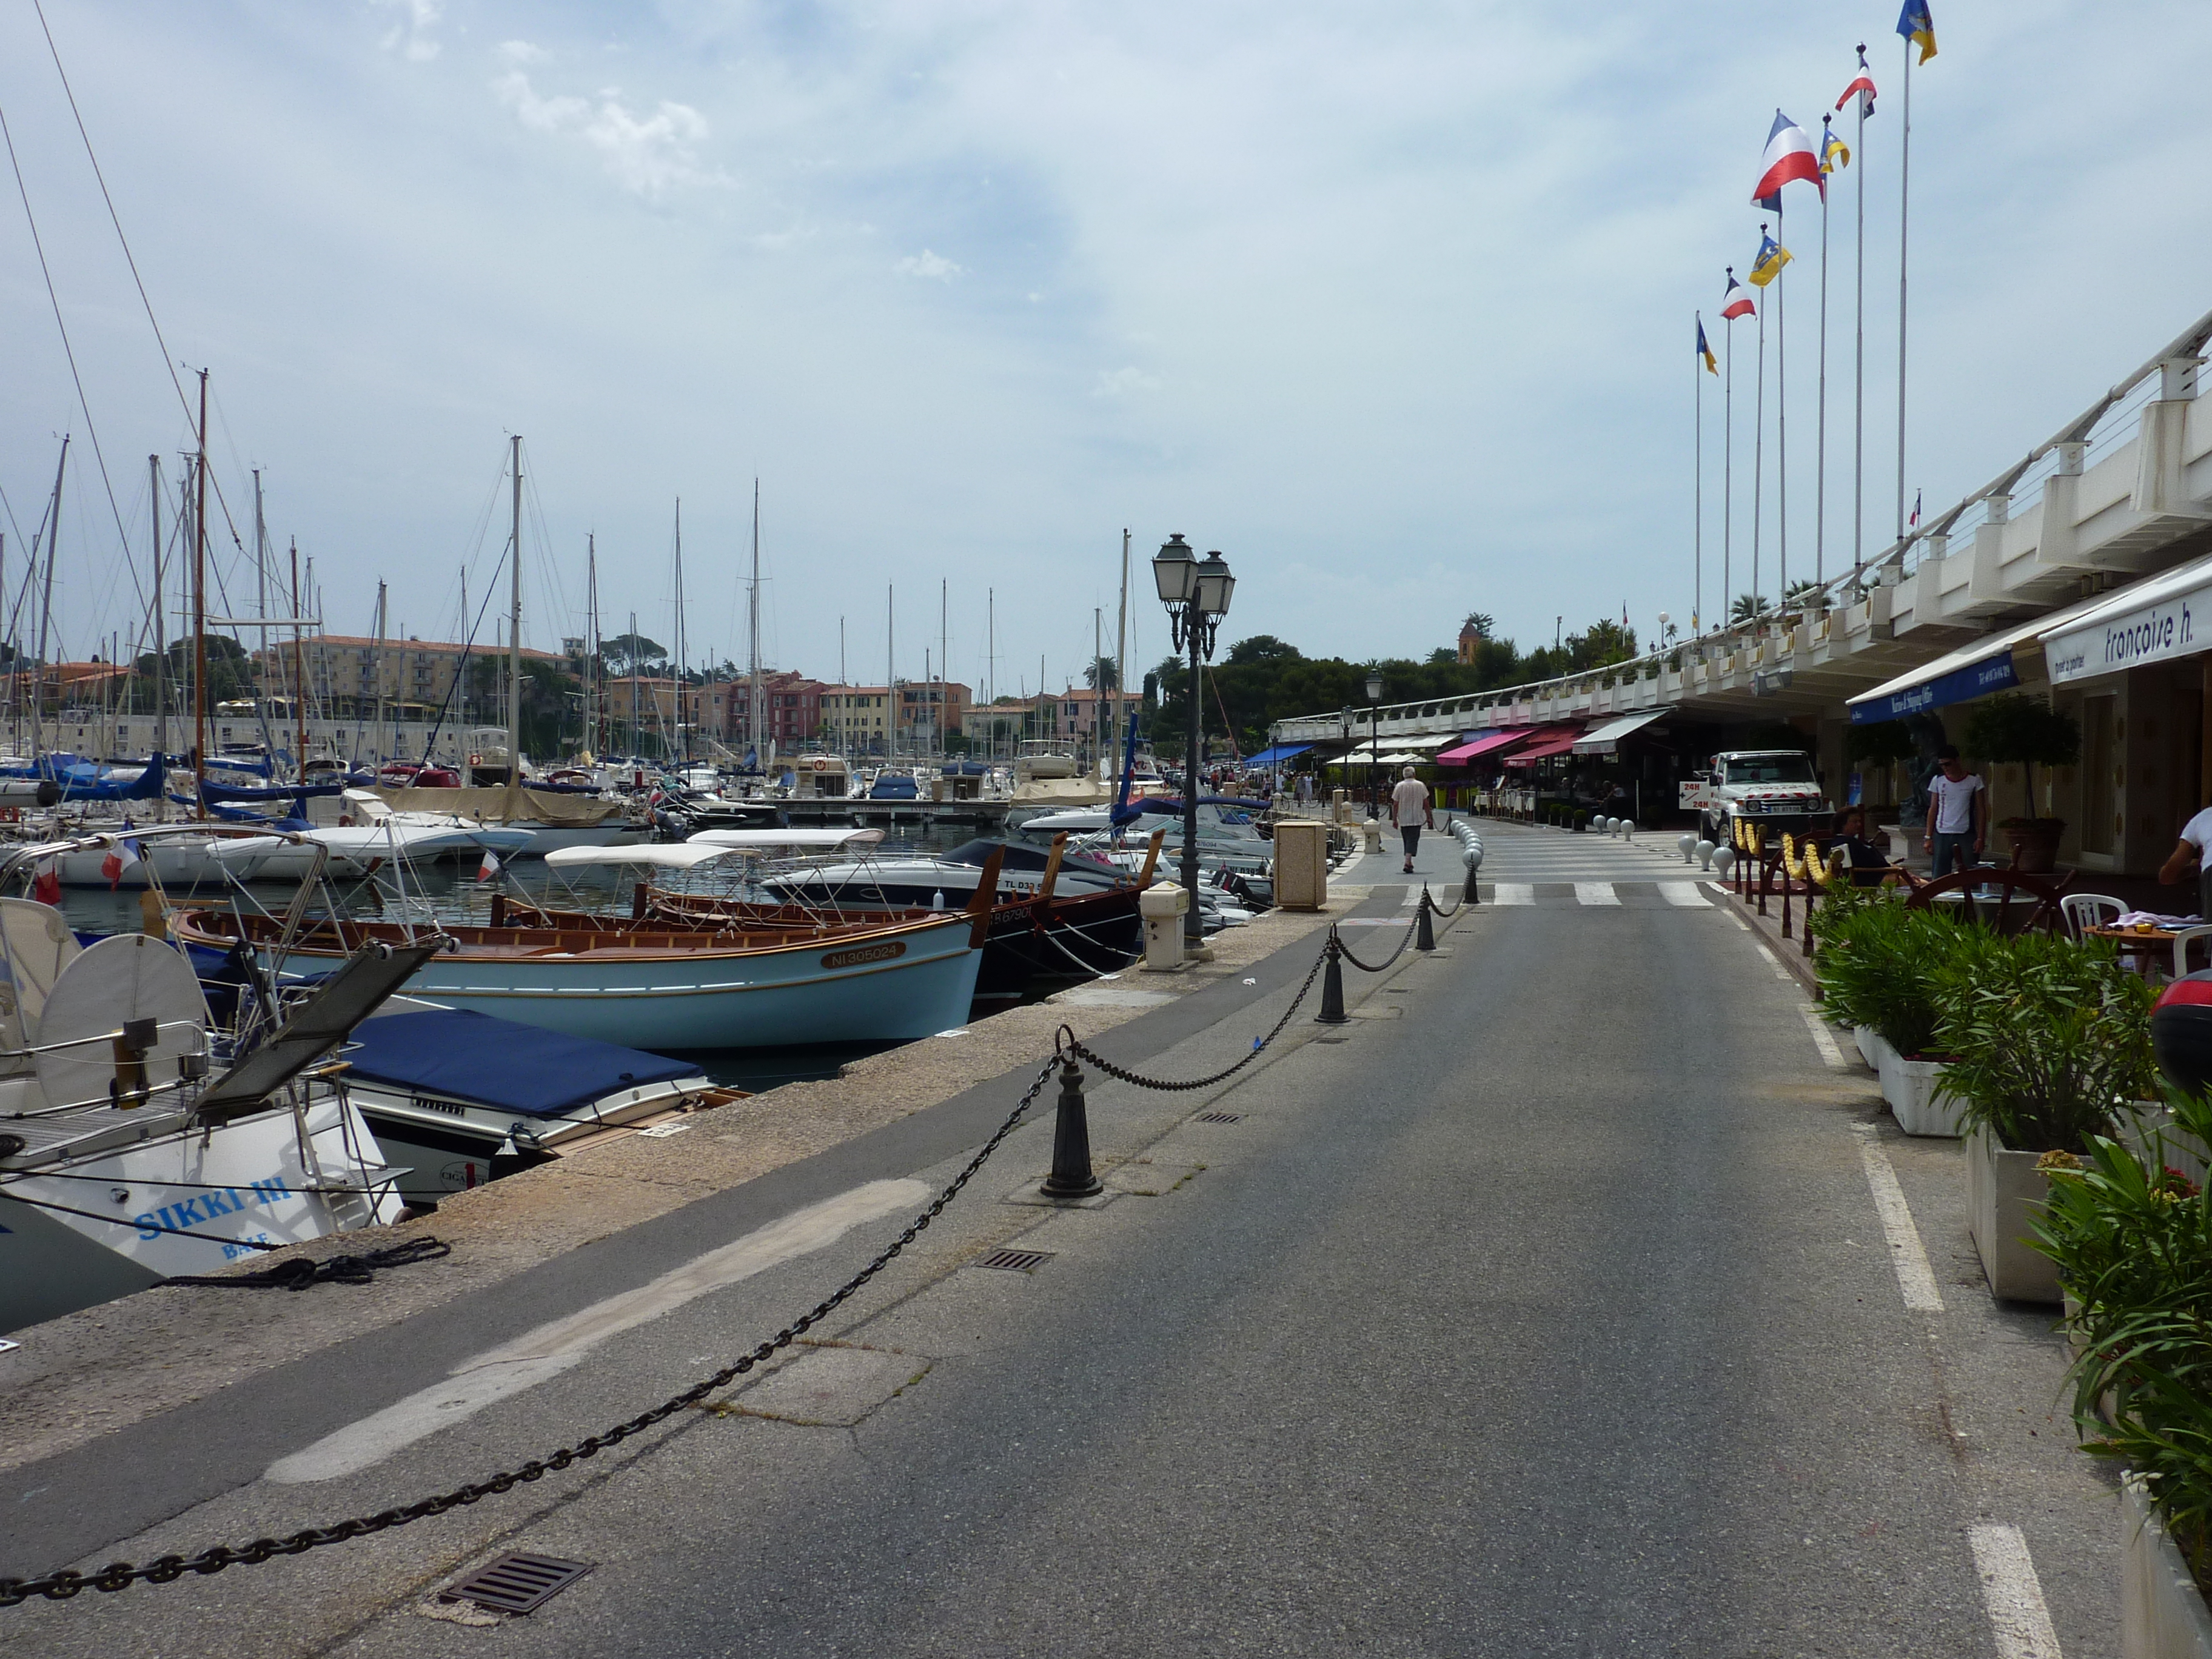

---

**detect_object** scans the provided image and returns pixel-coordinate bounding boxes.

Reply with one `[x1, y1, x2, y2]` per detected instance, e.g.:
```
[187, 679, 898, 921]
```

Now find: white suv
[1684, 750, 1833, 846]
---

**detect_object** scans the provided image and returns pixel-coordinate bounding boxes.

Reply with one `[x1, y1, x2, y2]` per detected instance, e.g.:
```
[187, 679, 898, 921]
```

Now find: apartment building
[269, 635, 564, 719]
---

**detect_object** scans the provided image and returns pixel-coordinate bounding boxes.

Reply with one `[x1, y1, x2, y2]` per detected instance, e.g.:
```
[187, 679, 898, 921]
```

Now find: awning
[1571, 709, 1671, 754]
[1846, 586, 2123, 723]
[1435, 729, 1528, 765]
[1242, 743, 1314, 768]
[1501, 724, 1587, 766]
[1373, 752, 1429, 767]
[2041, 548, 2212, 685]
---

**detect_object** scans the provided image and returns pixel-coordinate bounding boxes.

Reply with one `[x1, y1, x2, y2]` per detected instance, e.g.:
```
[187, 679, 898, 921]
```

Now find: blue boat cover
[341, 1008, 699, 1118]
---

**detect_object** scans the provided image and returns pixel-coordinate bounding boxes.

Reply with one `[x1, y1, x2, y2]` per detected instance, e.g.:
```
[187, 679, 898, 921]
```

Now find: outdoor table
[2085, 923, 2185, 977]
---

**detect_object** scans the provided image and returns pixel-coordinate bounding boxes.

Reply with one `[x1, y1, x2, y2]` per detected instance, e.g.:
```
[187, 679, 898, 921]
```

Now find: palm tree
[1729, 593, 1770, 625]
[1083, 655, 1119, 692]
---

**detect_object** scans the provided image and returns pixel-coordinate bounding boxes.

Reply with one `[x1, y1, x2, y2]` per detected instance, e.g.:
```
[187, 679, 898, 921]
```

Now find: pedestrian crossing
[1476, 880, 1721, 908]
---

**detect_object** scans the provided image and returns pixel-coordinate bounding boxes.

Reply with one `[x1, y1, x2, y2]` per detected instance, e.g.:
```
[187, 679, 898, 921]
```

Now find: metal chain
[1424, 885, 1464, 919]
[1057, 942, 1329, 1093]
[0, 1057, 1064, 1609]
[1335, 911, 1421, 974]
[161, 1237, 452, 1292]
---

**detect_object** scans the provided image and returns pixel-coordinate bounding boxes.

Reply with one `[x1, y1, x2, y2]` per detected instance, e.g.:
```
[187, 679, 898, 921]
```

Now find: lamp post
[1366, 669, 1384, 819]
[1153, 534, 1235, 951]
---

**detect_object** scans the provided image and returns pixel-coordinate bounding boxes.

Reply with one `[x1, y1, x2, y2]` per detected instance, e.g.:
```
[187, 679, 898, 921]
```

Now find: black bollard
[1039, 1057, 1104, 1198]
[1316, 932, 1349, 1025]
[1415, 887, 1436, 951]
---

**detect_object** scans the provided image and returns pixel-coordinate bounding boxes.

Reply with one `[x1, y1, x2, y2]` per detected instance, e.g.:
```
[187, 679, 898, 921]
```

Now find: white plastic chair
[2059, 893, 2122, 942]
[2171, 925, 2212, 980]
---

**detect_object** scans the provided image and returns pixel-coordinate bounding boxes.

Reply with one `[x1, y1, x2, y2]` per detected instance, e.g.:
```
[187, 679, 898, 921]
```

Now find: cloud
[1091, 366, 1160, 398]
[492, 64, 726, 198]
[370, 0, 440, 62]
[895, 249, 962, 281]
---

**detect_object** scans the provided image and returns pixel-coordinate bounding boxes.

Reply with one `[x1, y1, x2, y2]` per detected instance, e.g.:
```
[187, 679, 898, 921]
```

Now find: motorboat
[172, 842, 1004, 1053]
[756, 834, 1123, 910]
[339, 1005, 737, 1205]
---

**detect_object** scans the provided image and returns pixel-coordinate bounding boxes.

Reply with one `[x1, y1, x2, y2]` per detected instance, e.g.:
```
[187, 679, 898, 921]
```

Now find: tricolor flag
[31, 860, 60, 908]
[1751, 110, 1824, 212]
[1697, 318, 1717, 375]
[101, 847, 125, 890]
[1748, 229, 1792, 289]
[1897, 0, 1937, 65]
[477, 847, 503, 883]
[1909, 489, 1923, 528]
[1837, 47, 1878, 117]
[1720, 270, 1755, 320]
[1821, 116, 1850, 176]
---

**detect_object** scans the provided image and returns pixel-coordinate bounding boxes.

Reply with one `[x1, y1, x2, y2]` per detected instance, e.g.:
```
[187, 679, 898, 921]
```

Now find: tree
[1964, 693, 2080, 822]
[1083, 655, 1120, 692]
[1730, 593, 1770, 624]
[602, 632, 668, 676]
[1785, 579, 1826, 609]
[1461, 612, 1494, 640]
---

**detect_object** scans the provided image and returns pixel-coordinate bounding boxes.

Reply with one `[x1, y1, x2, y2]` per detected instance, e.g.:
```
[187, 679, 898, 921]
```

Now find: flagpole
[1695, 312, 1704, 635]
[1776, 198, 1789, 620]
[1854, 47, 1868, 592]
[1752, 241, 1766, 630]
[1897, 38, 1912, 546]
[1817, 120, 1833, 592]
[1724, 277, 1736, 636]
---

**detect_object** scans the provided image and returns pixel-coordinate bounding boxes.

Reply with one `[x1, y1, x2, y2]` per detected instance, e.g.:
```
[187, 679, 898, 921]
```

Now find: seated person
[2158, 801, 2212, 919]
[1833, 806, 1894, 886]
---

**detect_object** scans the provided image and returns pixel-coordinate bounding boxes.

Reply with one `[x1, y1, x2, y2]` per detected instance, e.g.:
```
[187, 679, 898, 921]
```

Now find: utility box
[1273, 819, 1329, 912]
[1138, 882, 1190, 971]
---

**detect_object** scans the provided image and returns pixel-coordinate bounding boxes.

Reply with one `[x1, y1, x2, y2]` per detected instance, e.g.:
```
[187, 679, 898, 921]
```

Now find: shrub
[1932, 930, 2156, 1153]
[1813, 895, 1962, 1057]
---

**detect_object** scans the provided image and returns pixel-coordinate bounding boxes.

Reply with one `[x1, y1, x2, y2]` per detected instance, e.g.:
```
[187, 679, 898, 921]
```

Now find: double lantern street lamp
[1153, 534, 1235, 951]
[1366, 669, 1384, 819]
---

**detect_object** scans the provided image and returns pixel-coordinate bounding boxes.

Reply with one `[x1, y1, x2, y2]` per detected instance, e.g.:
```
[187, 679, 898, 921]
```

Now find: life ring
[813, 757, 828, 771]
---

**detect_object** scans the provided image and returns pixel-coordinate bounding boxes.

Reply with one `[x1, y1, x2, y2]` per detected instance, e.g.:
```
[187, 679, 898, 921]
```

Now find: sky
[2, 0, 2209, 703]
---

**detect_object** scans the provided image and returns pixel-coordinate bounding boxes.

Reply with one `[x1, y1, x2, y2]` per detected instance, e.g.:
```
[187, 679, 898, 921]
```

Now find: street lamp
[1154, 533, 1235, 951]
[1366, 669, 1384, 819]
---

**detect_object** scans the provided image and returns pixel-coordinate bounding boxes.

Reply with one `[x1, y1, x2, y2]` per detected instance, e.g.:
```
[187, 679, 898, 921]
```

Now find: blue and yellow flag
[1821, 117, 1850, 175]
[1897, 0, 1937, 65]
[1698, 317, 1717, 374]
[1748, 230, 1792, 288]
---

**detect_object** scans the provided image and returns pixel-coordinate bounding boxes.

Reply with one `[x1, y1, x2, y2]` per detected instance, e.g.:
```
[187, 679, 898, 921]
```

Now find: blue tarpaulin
[1241, 743, 1314, 768]
[340, 1008, 698, 1118]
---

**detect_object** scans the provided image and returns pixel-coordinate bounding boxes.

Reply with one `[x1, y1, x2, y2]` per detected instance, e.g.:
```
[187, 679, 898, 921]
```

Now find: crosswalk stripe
[1660, 883, 1711, 908]
[1493, 883, 1534, 905]
[1573, 882, 1620, 907]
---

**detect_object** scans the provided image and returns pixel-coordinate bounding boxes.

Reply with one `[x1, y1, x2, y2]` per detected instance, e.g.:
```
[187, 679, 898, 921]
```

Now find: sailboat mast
[1114, 529, 1129, 793]
[748, 480, 762, 767]
[192, 372, 210, 816]
[885, 584, 894, 763]
[290, 541, 306, 783]
[673, 498, 686, 766]
[939, 577, 947, 759]
[372, 580, 388, 768]
[507, 434, 523, 783]
[586, 534, 598, 760]
[32, 435, 68, 760]
[149, 455, 166, 765]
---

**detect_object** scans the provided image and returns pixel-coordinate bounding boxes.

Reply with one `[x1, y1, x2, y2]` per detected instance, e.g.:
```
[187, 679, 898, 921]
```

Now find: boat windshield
[1725, 754, 1816, 784]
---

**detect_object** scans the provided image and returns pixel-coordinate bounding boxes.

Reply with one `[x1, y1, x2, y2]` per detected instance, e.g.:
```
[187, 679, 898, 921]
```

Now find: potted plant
[2037, 1087, 2212, 1647]
[1963, 692, 2081, 873]
[1845, 720, 1917, 817]
[1814, 896, 1968, 1132]
[1937, 931, 2158, 1301]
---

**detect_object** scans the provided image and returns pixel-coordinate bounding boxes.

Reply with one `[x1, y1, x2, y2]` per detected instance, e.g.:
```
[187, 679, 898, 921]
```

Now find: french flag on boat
[477, 847, 502, 882]
[1720, 270, 1755, 321]
[1751, 110, 1824, 212]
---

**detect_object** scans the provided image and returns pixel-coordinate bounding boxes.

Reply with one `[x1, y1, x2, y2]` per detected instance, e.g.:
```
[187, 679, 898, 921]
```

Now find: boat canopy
[686, 828, 886, 853]
[341, 1008, 701, 1117]
[544, 843, 744, 872]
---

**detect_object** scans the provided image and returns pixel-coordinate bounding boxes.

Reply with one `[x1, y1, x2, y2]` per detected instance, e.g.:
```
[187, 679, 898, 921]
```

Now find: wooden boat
[169, 852, 1002, 1052]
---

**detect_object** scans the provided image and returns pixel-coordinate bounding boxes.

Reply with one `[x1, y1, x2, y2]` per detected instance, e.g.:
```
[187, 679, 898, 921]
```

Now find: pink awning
[1500, 725, 1589, 766]
[1435, 729, 1532, 765]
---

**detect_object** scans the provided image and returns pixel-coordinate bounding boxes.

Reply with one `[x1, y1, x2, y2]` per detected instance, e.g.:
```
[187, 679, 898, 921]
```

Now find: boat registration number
[822, 941, 908, 970]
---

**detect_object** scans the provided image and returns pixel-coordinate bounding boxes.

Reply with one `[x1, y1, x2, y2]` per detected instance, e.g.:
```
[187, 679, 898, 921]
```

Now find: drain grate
[440, 1553, 594, 1615]
[973, 1248, 1053, 1273]
[1195, 1112, 1243, 1124]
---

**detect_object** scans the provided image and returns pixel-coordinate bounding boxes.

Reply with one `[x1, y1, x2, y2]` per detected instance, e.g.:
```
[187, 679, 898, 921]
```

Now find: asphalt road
[2, 821, 2120, 1656]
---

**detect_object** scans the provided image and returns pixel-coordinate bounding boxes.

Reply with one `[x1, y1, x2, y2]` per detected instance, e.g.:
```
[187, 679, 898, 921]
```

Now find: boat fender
[932, 890, 946, 910]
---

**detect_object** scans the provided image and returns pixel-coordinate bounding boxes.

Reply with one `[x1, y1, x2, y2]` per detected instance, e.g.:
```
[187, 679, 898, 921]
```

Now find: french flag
[1720, 271, 1755, 321]
[477, 848, 503, 883]
[1751, 110, 1824, 212]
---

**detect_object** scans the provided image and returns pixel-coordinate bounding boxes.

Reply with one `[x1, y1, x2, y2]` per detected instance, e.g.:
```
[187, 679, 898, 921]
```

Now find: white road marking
[1493, 883, 1534, 906]
[1399, 886, 1425, 908]
[1661, 883, 1709, 908]
[1798, 1006, 1851, 1069]
[264, 1178, 931, 1484]
[1852, 1127, 1945, 1312]
[1574, 882, 1620, 907]
[1968, 1524, 2064, 1658]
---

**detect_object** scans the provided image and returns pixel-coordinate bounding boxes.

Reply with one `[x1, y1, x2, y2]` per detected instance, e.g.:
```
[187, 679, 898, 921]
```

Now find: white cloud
[370, 0, 440, 62]
[1091, 367, 1159, 398]
[492, 65, 725, 198]
[895, 249, 962, 281]
[497, 40, 546, 67]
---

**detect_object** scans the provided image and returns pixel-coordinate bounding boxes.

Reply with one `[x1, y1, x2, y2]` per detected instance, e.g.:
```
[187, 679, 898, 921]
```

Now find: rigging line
[0, 101, 149, 622]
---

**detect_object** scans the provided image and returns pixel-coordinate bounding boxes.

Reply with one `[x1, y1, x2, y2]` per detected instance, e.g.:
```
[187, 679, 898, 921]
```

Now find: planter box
[1967, 1125, 2063, 1304]
[1854, 1025, 1880, 1070]
[2126, 1472, 2212, 1659]
[2117, 1107, 2212, 1190]
[1863, 1030, 1965, 1136]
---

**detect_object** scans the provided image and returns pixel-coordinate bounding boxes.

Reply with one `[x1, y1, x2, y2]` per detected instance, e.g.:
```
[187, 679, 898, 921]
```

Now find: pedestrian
[1922, 745, 1985, 877]
[1390, 763, 1433, 874]
[2156, 798, 2212, 919]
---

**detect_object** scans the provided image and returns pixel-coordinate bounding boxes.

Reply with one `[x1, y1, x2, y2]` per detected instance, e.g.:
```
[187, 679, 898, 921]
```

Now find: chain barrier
[1057, 942, 1329, 1092]
[0, 1056, 1064, 1609]
[1424, 885, 1464, 919]
[1333, 910, 1422, 974]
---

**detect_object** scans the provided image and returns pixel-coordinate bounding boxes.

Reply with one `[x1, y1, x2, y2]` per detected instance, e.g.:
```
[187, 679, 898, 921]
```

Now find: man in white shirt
[1922, 745, 1985, 877]
[1390, 765, 1433, 874]
[2157, 804, 2212, 919]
